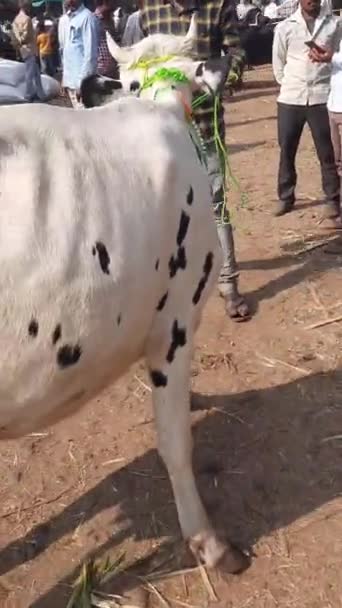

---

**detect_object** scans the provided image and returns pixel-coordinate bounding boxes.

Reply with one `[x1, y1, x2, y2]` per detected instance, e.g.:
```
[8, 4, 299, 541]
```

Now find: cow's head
[81, 14, 231, 118]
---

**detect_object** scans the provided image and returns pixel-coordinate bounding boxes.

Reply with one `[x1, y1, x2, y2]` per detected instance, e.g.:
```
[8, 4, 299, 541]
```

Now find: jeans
[40, 55, 55, 77]
[206, 143, 239, 297]
[24, 55, 45, 102]
[277, 102, 339, 207]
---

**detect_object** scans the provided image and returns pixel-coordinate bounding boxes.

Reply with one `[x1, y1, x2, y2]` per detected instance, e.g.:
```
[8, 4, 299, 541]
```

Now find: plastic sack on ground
[0, 59, 60, 104]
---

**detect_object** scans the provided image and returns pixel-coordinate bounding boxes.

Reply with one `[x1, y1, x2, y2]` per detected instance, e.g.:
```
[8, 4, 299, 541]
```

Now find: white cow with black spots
[0, 16, 248, 573]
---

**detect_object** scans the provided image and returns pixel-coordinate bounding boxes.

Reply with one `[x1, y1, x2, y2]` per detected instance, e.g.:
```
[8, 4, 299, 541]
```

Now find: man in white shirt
[272, 0, 341, 217]
[276, 0, 331, 19]
[121, 3, 144, 46]
[310, 36, 342, 227]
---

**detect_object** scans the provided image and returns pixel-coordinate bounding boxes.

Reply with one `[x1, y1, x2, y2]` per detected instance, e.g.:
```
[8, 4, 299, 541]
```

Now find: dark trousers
[40, 55, 55, 77]
[277, 102, 340, 206]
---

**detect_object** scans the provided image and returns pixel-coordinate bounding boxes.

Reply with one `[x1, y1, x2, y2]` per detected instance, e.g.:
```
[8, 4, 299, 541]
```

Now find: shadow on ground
[228, 141, 266, 154]
[229, 88, 277, 103]
[241, 234, 342, 312]
[0, 364, 340, 606]
[230, 115, 276, 128]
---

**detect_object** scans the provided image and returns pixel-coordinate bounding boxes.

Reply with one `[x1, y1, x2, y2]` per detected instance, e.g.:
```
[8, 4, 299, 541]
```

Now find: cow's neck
[141, 86, 191, 121]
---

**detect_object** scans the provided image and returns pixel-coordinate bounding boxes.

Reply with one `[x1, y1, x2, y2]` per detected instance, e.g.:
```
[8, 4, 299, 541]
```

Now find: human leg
[276, 102, 306, 215]
[206, 143, 249, 321]
[308, 104, 340, 218]
[24, 55, 36, 101]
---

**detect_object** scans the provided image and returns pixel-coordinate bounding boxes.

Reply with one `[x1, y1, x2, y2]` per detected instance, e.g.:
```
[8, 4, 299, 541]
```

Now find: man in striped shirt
[141, 0, 250, 321]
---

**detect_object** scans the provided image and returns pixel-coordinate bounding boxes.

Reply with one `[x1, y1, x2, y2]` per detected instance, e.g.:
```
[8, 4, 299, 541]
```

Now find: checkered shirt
[95, 11, 118, 77]
[276, 0, 298, 19]
[140, 0, 245, 144]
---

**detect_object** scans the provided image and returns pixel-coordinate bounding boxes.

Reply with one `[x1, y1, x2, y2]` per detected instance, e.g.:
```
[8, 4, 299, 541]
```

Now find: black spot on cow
[52, 323, 62, 345]
[28, 319, 39, 338]
[169, 246, 187, 278]
[166, 320, 187, 363]
[155, 259, 160, 271]
[157, 291, 168, 311]
[117, 314, 122, 325]
[177, 211, 190, 247]
[94, 241, 110, 275]
[92, 246, 96, 256]
[57, 344, 82, 369]
[150, 369, 168, 387]
[187, 186, 194, 205]
[193, 252, 214, 305]
[130, 80, 140, 92]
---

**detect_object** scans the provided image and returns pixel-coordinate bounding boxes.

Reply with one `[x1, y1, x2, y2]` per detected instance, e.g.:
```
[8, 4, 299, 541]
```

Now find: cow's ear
[80, 75, 122, 108]
[194, 55, 232, 96]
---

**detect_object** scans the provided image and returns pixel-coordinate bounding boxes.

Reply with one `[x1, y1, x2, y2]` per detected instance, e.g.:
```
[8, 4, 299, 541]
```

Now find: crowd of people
[236, 0, 332, 22]
[10, 0, 126, 104]
[4, 0, 342, 320]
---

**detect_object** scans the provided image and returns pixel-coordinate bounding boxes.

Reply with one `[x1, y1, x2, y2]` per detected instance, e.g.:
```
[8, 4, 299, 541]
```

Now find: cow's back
[0, 99, 219, 437]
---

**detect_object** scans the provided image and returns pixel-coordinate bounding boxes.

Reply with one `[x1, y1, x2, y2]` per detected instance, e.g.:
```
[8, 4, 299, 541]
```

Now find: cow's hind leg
[146, 319, 248, 572]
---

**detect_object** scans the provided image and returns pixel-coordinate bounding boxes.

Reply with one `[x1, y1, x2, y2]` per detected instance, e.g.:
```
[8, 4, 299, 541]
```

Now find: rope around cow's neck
[133, 62, 247, 224]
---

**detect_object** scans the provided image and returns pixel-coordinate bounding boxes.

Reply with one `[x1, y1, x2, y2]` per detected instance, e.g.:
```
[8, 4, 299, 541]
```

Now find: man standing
[121, 1, 144, 46]
[94, 0, 118, 77]
[309, 31, 342, 227]
[12, 0, 45, 103]
[140, 0, 249, 321]
[276, 0, 332, 19]
[272, 0, 341, 217]
[58, 0, 99, 108]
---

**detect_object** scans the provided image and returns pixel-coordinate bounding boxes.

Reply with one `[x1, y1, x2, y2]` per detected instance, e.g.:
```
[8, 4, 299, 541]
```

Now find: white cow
[0, 17, 248, 573]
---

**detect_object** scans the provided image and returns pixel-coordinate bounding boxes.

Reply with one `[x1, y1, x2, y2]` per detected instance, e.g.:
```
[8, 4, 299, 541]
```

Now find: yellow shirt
[37, 32, 53, 57]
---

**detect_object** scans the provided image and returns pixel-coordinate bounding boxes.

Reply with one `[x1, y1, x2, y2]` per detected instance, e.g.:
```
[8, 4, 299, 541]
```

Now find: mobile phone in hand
[305, 40, 325, 53]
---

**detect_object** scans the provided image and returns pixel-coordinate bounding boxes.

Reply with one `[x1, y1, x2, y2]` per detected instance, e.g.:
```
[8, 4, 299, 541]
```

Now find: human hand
[309, 46, 333, 63]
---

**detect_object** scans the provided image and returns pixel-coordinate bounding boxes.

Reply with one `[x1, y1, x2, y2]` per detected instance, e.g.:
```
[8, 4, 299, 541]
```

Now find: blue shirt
[58, 4, 99, 90]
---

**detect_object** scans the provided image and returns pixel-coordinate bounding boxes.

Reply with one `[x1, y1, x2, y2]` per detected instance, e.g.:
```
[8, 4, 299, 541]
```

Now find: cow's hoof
[217, 542, 250, 574]
[189, 531, 250, 573]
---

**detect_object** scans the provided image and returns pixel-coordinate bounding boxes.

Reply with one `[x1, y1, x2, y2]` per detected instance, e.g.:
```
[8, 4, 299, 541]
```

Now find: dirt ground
[1, 66, 342, 608]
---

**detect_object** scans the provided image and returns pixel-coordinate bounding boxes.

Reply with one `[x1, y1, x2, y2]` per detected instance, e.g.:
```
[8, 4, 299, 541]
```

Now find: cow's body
[0, 98, 221, 438]
[0, 19, 250, 573]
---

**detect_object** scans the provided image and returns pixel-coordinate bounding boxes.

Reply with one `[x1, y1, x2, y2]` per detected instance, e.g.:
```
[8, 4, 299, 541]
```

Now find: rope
[193, 92, 248, 224]
[129, 55, 176, 70]
[140, 67, 189, 92]
[213, 95, 248, 224]
[132, 59, 247, 223]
